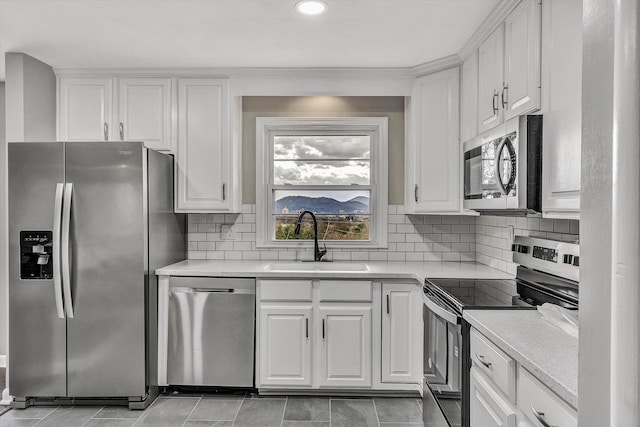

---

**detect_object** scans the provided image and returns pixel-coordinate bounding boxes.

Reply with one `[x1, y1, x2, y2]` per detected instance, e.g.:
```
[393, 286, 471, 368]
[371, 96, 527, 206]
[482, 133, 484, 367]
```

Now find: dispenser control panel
[20, 231, 53, 279]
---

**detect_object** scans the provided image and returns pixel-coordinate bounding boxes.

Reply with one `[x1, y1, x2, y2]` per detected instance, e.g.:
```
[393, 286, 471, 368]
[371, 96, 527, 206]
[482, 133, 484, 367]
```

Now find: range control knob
[563, 254, 574, 265]
[511, 244, 529, 254]
[573, 256, 580, 267]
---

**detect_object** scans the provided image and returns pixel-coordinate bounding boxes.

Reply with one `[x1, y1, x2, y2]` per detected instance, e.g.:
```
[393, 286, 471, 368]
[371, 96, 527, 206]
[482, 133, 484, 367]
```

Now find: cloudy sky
[273, 135, 371, 185]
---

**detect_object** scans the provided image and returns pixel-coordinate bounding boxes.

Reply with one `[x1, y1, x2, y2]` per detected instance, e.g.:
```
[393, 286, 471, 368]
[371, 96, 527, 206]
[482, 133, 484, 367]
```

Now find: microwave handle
[495, 137, 517, 195]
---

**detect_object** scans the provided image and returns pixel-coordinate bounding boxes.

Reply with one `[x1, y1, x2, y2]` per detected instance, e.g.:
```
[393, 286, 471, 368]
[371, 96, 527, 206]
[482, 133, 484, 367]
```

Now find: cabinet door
[176, 79, 231, 212]
[381, 284, 422, 383]
[58, 77, 112, 141]
[258, 305, 312, 387]
[503, 0, 542, 120]
[541, 0, 582, 217]
[478, 25, 505, 133]
[318, 305, 372, 388]
[461, 50, 479, 143]
[118, 78, 173, 151]
[470, 368, 517, 427]
[409, 67, 460, 213]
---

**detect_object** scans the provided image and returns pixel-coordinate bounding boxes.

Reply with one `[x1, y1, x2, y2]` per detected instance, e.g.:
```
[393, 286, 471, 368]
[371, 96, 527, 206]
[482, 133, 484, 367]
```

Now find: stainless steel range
[422, 236, 579, 427]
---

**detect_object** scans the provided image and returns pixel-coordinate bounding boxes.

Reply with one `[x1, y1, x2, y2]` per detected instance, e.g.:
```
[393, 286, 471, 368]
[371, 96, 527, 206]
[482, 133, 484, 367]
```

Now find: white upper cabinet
[540, 0, 582, 218]
[478, 24, 505, 133]
[118, 78, 174, 151]
[406, 67, 462, 214]
[477, 0, 542, 134]
[58, 77, 113, 141]
[58, 76, 174, 150]
[460, 50, 479, 144]
[503, 0, 541, 120]
[175, 78, 241, 213]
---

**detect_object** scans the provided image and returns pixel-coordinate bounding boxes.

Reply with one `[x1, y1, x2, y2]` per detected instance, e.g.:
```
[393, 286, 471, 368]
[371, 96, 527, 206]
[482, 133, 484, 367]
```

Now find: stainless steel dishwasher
[167, 277, 255, 387]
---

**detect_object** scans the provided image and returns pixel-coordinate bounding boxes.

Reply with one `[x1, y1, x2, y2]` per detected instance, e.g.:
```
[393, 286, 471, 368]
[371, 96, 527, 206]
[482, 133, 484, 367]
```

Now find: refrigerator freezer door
[64, 142, 147, 397]
[8, 143, 67, 398]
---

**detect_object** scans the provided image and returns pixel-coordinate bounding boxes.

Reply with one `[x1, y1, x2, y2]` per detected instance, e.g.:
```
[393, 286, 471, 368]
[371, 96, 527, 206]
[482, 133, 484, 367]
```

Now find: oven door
[422, 286, 462, 395]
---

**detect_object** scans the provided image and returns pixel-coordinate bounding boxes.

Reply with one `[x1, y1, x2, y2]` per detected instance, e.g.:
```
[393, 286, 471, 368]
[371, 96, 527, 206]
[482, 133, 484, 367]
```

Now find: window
[256, 117, 388, 248]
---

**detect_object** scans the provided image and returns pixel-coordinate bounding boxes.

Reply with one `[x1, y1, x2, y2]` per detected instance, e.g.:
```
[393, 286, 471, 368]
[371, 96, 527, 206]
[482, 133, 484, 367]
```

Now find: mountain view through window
[273, 135, 371, 241]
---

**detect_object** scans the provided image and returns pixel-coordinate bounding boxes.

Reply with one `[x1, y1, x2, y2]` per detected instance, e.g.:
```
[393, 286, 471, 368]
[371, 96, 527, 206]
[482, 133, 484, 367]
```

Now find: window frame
[256, 117, 388, 249]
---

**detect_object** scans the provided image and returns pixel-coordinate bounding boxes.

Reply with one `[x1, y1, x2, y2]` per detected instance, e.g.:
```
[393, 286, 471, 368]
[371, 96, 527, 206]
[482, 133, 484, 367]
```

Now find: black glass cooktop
[426, 278, 523, 311]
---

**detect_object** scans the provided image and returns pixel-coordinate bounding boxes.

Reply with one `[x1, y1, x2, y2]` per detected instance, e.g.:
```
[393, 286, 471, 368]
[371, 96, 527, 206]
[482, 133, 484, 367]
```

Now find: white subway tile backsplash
[185, 207, 578, 269]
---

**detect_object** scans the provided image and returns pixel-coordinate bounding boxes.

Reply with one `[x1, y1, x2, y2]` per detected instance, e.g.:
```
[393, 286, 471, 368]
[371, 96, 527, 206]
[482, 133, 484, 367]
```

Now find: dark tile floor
[0, 392, 436, 427]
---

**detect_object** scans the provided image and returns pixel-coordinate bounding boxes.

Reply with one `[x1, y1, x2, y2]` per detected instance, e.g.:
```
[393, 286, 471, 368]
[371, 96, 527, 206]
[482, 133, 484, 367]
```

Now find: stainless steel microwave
[463, 115, 542, 213]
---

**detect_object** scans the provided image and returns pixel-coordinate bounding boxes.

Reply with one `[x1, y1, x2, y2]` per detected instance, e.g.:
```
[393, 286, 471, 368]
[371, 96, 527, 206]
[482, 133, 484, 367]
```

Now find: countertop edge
[155, 260, 514, 283]
[464, 310, 578, 408]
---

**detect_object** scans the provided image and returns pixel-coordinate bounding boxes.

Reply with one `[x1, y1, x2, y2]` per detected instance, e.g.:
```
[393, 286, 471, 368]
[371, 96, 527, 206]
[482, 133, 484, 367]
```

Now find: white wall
[0, 82, 6, 357]
[579, 1, 614, 425]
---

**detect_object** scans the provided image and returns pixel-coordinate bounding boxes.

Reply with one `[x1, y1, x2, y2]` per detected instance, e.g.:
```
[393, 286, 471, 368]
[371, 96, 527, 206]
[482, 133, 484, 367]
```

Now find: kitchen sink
[264, 261, 369, 272]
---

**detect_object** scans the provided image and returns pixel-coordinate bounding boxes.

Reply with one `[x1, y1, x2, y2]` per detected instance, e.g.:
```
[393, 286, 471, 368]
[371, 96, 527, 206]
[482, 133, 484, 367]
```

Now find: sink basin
[264, 261, 369, 272]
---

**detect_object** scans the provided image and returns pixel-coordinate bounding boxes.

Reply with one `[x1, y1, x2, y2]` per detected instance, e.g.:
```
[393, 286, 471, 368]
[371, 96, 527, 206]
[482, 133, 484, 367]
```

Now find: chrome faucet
[294, 210, 327, 262]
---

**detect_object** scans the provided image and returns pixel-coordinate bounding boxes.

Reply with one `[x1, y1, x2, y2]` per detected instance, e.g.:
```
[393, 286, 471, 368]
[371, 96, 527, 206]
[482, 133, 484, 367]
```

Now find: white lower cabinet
[470, 327, 577, 427]
[381, 284, 422, 383]
[518, 367, 577, 427]
[318, 306, 372, 388]
[256, 279, 422, 392]
[470, 367, 517, 427]
[258, 306, 312, 387]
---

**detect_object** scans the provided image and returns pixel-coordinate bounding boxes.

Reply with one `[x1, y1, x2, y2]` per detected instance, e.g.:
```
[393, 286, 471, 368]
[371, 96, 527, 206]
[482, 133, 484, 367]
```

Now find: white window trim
[256, 117, 388, 249]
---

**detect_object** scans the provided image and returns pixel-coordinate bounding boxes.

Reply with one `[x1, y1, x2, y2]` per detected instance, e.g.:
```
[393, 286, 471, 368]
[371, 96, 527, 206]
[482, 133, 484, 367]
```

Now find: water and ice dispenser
[20, 231, 53, 279]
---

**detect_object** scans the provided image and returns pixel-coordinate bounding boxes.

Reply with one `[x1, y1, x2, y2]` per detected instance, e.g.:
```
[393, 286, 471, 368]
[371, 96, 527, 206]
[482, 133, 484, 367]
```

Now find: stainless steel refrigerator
[8, 141, 186, 409]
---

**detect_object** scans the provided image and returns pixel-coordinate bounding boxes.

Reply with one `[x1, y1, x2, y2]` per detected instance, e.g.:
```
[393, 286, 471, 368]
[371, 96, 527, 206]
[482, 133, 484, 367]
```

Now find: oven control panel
[512, 236, 579, 282]
[532, 245, 557, 263]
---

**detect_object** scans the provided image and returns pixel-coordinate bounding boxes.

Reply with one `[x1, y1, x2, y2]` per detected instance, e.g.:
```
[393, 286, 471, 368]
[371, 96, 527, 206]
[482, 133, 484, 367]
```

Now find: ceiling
[0, 0, 499, 81]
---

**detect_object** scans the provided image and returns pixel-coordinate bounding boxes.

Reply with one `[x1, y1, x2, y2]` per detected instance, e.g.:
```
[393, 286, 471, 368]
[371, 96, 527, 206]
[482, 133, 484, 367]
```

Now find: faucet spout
[293, 210, 327, 262]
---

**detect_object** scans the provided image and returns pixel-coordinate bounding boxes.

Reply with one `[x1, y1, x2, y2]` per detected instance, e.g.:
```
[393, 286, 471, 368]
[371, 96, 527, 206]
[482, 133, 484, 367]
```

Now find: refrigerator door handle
[52, 183, 65, 319]
[62, 182, 75, 318]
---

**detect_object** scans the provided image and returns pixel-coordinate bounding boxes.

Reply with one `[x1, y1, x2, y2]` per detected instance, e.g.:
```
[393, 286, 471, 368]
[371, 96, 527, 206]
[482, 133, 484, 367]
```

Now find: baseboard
[1, 388, 9, 406]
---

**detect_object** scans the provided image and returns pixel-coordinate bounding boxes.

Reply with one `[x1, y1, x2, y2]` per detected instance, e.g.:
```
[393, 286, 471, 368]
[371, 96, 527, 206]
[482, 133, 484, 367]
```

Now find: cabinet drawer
[470, 328, 516, 401]
[318, 280, 373, 302]
[259, 280, 312, 301]
[518, 368, 577, 427]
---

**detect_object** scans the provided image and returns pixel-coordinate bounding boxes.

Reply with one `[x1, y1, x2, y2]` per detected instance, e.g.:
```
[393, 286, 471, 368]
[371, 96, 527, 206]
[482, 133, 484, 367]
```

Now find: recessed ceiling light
[295, 0, 328, 16]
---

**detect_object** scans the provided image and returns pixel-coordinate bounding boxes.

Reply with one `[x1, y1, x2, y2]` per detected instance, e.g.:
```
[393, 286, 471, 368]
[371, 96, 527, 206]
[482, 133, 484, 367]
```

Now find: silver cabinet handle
[222, 183, 226, 201]
[52, 183, 65, 319]
[502, 83, 508, 109]
[103, 123, 108, 141]
[531, 406, 557, 427]
[474, 353, 492, 369]
[119, 122, 124, 140]
[414, 184, 418, 203]
[492, 91, 499, 114]
[61, 183, 75, 318]
[322, 318, 326, 340]
[306, 318, 309, 339]
[386, 294, 390, 315]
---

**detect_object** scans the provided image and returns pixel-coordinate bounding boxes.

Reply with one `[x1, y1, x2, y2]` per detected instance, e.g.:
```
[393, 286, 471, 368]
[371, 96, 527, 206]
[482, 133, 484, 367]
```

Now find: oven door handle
[423, 292, 459, 325]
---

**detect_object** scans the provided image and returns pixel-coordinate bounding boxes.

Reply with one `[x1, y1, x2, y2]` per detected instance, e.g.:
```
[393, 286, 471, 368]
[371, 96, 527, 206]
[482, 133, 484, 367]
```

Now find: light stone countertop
[156, 260, 513, 283]
[463, 309, 578, 408]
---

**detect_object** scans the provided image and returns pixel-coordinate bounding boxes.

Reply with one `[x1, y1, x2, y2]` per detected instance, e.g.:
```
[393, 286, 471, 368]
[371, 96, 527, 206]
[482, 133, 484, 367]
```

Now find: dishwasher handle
[170, 286, 255, 295]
